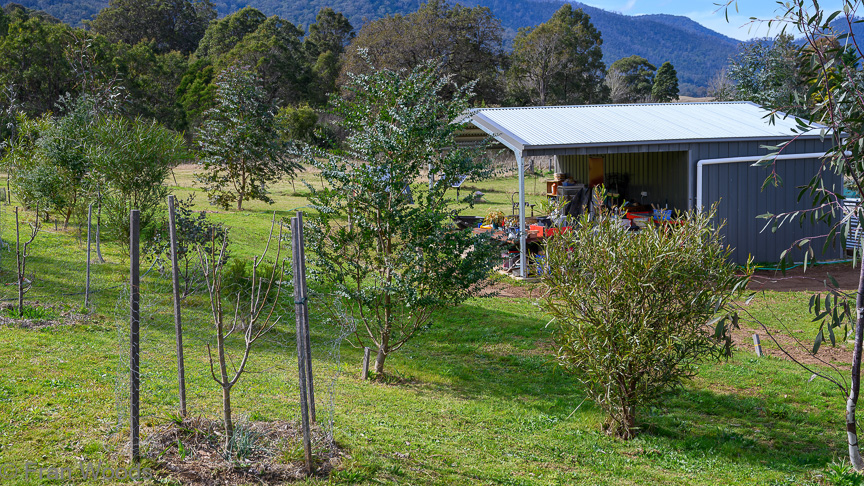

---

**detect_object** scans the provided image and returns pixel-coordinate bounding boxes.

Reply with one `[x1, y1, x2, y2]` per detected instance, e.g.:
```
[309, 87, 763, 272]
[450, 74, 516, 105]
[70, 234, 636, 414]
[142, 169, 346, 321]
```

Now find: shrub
[540, 192, 751, 439]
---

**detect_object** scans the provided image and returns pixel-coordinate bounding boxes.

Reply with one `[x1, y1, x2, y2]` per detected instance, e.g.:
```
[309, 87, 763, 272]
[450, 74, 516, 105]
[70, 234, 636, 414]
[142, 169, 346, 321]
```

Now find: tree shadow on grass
[394, 300, 844, 472]
[637, 386, 842, 472]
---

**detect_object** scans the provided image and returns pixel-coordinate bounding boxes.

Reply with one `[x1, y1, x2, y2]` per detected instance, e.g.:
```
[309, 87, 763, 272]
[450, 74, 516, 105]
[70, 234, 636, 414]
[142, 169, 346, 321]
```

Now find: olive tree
[540, 196, 750, 439]
[302, 59, 499, 375]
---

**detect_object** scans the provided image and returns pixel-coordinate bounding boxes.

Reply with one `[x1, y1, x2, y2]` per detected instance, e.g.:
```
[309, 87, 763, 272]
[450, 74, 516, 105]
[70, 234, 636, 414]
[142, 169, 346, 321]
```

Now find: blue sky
[580, 0, 846, 40]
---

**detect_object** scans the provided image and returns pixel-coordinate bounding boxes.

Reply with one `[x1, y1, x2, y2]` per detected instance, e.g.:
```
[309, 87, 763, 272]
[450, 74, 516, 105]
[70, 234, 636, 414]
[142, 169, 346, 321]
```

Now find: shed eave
[516, 134, 830, 154]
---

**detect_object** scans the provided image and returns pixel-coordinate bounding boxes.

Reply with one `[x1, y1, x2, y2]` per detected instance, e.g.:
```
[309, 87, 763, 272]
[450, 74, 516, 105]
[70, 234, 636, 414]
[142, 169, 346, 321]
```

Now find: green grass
[0, 167, 856, 485]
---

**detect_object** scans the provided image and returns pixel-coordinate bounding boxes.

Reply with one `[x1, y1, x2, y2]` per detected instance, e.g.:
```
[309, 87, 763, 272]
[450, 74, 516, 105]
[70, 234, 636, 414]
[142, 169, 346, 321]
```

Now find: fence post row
[167, 195, 187, 417]
[292, 212, 313, 474]
[130, 209, 140, 463]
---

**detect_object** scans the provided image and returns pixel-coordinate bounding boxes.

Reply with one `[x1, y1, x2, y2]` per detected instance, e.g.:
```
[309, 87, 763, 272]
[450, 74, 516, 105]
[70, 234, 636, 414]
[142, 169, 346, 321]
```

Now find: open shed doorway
[556, 151, 689, 210]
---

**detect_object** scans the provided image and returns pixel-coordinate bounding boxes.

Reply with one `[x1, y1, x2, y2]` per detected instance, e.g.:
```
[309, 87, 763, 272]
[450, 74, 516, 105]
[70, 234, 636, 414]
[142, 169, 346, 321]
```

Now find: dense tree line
[1, 0, 684, 142]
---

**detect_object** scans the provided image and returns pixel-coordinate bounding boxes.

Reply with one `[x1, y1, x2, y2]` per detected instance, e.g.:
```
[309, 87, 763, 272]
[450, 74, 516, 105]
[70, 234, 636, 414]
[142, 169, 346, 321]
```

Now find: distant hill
[8, 0, 745, 96]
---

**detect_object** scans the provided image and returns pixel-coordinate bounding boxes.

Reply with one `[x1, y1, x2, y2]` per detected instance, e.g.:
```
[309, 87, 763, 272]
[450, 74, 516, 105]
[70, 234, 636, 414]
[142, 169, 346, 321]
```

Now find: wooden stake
[167, 196, 187, 417]
[292, 215, 312, 474]
[296, 212, 316, 423]
[130, 209, 140, 463]
[362, 347, 370, 380]
[85, 203, 92, 308]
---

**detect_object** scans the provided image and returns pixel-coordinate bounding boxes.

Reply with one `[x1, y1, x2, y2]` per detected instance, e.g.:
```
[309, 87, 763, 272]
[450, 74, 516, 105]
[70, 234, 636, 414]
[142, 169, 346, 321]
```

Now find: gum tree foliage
[540, 196, 750, 439]
[196, 66, 300, 211]
[217, 15, 311, 106]
[608, 55, 656, 103]
[87, 0, 216, 55]
[507, 4, 608, 106]
[651, 61, 679, 102]
[722, 0, 864, 471]
[0, 15, 74, 115]
[303, 8, 354, 106]
[194, 6, 267, 60]
[302, 59, 499, 375]
[340, 0, 506, 104]
[726, 33, 807, 116]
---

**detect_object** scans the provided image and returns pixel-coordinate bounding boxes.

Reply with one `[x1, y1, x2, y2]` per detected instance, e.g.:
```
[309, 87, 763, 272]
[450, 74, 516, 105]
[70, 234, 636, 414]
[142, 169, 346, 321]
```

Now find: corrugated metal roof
[464, 102, 825, 151]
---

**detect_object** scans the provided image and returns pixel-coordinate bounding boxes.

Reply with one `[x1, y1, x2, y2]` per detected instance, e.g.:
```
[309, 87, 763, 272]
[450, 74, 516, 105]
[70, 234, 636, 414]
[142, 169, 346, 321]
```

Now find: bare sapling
[198, 214, 284, 452]
[14, 206, 40, 317]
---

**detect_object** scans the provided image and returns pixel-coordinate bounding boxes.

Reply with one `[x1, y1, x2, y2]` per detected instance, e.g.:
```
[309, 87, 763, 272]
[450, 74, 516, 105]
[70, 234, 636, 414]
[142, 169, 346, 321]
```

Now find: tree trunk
[223, 384, 233, 451]
[237, 197, 242, 211]
[375, 341, 388, 374]
[848, 260, 864, 470]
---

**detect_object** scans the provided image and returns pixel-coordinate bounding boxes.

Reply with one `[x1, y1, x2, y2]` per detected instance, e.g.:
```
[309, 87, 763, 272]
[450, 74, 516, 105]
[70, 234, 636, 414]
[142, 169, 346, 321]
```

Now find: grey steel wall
[557, 152, 689, 209]
[701, 156, 842, 265]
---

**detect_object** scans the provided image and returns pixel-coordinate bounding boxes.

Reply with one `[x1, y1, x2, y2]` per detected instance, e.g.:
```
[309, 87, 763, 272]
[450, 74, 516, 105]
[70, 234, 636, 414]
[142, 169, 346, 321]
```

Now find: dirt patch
[730, 324, 851, 367]
[146, 417, 342, 485]
[479, 279, 542, 299]
[749, 262, 858, 292]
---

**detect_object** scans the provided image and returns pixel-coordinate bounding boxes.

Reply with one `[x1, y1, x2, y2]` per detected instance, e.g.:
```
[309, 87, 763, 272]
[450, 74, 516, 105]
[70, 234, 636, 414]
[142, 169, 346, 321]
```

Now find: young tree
[722, 0, 864, 470]
[541, 195, 749, 438]
[198, 217, 284, 451]
[302, 59, 499, 375]
[608, 55, 656, 103]
[507, 4, 608, 106]
[196, 66, 301, 211]
[652, 61, 679, 102]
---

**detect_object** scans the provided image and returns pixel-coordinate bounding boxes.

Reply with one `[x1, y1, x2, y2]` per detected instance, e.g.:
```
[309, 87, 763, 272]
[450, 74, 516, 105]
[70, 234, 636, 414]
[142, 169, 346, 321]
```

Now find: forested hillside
[11, 0, 741, 95]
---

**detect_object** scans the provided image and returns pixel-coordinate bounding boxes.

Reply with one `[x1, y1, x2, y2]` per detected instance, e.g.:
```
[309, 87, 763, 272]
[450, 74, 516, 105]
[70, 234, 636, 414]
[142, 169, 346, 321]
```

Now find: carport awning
[458, 101, 827, 155]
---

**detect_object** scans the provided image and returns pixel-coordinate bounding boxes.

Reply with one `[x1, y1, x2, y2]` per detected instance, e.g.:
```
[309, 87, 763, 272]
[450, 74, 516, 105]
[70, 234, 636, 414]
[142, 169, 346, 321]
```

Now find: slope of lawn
[0, 167, 854, 485]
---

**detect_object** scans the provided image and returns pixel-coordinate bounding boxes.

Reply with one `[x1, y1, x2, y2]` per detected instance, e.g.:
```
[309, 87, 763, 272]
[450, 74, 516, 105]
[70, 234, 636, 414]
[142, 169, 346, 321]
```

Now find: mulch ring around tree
[145, 417, 344, 485]
[0, 301, 88, 329]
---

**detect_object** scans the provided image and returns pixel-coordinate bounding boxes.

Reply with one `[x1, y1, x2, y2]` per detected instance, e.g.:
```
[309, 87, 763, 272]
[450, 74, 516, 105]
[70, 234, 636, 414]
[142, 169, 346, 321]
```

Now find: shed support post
[517, 151, 526, 278]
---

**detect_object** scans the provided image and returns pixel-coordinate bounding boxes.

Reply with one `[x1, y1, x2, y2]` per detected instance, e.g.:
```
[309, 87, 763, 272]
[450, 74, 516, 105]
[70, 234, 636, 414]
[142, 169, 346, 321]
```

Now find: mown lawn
[0, 168, 855, 485]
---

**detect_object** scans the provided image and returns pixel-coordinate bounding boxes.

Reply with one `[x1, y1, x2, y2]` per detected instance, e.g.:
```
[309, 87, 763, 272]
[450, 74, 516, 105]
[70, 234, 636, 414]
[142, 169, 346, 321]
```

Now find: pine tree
[652, 61, 679, 102]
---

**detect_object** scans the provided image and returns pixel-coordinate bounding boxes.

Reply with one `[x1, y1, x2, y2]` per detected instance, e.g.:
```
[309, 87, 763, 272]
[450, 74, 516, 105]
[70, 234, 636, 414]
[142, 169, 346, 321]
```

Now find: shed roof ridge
[469, 101, 753, 112]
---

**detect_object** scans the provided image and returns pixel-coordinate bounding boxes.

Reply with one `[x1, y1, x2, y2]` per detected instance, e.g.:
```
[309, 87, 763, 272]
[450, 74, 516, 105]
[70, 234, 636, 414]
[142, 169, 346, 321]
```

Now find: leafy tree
[341, 0, 506, 104]
[87, 0, 216, 54]
[0, 15, 74, 115]
[651, 61, 679, 102]
[112, 41, 190, 130]
[218, 15, 310, 105]
[726, 34, 806, 115]
[540, 195, 749, 438]
[302, 60, 499, 375]
[507, 4, 608, 106]
[608, 55, 656, 103]
[276, 104, 318, 144]
[176, 58, 217, 128]
[304, 8, 354, 105]
[196, 66, 300, 210]
[194, 6, 266, 60]
[4, 99, 94, 227]
[90, 113, 189, 242]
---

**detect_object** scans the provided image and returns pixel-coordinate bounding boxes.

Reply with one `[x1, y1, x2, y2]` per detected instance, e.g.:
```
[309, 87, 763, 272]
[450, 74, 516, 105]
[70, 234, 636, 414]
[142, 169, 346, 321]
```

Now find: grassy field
[0, 166, 857, 485]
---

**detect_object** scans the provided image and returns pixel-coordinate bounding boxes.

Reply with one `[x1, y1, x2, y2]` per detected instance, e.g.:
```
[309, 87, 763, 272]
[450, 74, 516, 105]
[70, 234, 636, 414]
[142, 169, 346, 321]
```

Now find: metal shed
[458, 101, 841, 275]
